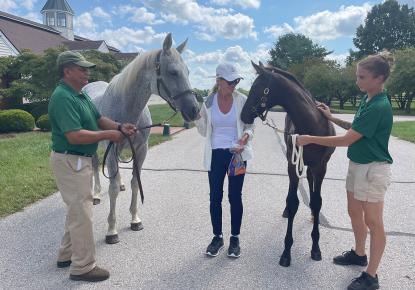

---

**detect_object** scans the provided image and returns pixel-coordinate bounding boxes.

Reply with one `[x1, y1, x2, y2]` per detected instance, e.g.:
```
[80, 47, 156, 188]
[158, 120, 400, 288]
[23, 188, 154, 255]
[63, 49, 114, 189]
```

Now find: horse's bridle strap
[155, 50, 194, 111]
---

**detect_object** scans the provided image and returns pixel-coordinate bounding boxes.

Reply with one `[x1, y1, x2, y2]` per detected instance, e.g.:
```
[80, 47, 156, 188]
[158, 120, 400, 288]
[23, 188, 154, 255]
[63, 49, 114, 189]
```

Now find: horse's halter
[155, 50, 194, 112]
[251, 74, 273, 121]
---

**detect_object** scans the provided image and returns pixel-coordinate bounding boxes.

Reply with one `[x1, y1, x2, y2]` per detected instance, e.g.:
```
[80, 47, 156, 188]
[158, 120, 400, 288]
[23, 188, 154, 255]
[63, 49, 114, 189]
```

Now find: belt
[53, 150, 93, 157]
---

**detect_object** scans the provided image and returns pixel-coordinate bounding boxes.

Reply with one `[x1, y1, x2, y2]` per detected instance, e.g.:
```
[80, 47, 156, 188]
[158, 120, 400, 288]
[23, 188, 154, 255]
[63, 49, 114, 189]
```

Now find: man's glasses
[221, 78, 240, 86]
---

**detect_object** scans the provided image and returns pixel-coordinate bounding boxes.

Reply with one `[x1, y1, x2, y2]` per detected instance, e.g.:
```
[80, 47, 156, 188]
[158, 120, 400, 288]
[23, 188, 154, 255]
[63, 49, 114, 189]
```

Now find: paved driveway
[1, 112, 414, 289]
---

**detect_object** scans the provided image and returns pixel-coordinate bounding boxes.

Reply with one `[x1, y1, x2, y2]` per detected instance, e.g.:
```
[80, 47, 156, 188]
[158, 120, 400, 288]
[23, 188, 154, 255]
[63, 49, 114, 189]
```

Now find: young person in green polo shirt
[297, 51, 394, 290]
[49, 51, 136, 282]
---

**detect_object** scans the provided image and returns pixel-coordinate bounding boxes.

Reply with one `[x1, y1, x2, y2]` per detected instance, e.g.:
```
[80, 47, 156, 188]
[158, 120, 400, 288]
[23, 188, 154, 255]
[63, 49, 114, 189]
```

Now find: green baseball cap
[57, 51, 96, 70]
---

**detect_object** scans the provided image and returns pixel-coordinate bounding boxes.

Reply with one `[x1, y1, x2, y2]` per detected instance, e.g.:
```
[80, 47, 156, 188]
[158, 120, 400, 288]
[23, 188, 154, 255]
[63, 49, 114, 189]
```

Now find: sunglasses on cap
[220, 78, 240, 86]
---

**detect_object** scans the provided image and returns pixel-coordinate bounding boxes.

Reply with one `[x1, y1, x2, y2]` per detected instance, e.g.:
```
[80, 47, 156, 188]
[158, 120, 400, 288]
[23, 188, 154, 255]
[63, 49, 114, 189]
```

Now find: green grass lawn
[391, 121, 415, 143]
[328, 100, 415, 116]
[149, 104, 189, 127]
[0, 132, 57, 218]
[0, 104, 181, 218]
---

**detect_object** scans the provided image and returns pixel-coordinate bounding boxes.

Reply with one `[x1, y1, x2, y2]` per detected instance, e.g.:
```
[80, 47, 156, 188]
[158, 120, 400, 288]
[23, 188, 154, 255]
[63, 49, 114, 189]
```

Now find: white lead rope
[290, 134, 307, 178]
[268, 120, 307, 178]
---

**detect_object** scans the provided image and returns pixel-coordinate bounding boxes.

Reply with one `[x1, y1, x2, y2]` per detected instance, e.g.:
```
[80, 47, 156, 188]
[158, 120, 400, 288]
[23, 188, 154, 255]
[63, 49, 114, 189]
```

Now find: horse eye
[169, 69, 179, 76]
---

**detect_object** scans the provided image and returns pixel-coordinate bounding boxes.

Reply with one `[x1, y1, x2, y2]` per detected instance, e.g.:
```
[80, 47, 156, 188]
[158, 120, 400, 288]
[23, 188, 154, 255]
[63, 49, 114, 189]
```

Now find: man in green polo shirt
[49, 51, 136, 282]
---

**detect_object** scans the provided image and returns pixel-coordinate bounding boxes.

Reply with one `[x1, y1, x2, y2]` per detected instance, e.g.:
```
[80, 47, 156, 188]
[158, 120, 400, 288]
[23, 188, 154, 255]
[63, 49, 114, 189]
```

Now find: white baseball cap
[216, 63, 243, 81]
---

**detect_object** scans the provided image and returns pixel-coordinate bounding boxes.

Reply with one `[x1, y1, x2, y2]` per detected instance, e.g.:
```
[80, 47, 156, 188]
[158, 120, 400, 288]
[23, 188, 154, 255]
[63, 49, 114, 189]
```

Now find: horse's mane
[264, 65, 315, 101]
[109, 50, 160, 96]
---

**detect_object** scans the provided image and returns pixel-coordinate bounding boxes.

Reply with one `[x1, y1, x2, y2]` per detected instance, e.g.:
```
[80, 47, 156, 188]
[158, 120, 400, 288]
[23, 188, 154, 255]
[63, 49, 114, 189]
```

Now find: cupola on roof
[41, 0, 74, 15]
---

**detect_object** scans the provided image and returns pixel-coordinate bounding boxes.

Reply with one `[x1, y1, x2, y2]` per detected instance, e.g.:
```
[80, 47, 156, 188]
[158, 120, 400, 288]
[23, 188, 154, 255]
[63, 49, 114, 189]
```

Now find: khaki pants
[50, 152, 96, 275]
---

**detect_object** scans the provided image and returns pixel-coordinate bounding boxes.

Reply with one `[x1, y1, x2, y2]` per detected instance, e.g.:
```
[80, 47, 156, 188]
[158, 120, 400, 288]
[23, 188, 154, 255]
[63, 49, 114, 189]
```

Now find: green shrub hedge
[36, 114, 51, 131]
[17, 101, 49, 120]
[30, 103, 49, 120]
[0, 109, 35, 133]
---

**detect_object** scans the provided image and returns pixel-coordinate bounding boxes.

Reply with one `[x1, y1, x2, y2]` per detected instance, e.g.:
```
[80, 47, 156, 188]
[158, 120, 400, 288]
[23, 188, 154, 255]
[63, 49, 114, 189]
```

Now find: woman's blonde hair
[208, 81, 219, 96]
[358, 50, 395, 82]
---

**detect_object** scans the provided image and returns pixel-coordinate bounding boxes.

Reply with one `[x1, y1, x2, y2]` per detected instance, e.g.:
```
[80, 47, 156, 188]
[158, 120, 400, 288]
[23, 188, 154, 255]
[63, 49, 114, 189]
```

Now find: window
[46, 12, 55, 26]
[67, 16, 73, 29]
[57, 13, 66, 27]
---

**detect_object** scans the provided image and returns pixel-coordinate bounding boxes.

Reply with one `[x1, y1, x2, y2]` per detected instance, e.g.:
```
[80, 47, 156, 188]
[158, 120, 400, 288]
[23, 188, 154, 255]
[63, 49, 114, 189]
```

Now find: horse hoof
[105, 234, 120, 244]
[93, 198, 101, 205]
[279, 255, 291, 267]
[120, 184, 126, 191]
[311, 250, 322, 261]
[282, 208, 288, 218]
[131, 222, 144, 231]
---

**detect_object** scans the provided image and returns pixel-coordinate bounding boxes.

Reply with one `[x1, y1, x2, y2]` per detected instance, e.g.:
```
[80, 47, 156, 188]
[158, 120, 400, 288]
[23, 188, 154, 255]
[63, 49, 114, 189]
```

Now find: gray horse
[83, 33, 200, 244]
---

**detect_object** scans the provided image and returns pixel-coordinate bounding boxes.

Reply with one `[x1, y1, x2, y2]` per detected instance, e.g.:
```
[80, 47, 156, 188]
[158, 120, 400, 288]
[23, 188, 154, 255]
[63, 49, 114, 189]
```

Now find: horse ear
[176, 38, 188, 54]
[163, 33, 173, 52]
[251, 60, 265, 74]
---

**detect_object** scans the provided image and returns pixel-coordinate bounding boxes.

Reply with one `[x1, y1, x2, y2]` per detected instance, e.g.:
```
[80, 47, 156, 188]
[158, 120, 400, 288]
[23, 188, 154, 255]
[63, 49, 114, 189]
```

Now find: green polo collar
[59, 80, 85, 98]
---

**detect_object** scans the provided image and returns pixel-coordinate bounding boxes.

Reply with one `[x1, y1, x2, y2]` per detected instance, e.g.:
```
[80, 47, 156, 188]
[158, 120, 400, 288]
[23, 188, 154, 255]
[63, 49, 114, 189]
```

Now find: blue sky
[1, 0, 415, 89]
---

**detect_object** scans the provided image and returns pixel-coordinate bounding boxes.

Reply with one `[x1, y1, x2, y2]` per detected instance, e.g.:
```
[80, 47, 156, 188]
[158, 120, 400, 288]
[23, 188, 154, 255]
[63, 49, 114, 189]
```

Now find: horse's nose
[192, 106, 200, 116]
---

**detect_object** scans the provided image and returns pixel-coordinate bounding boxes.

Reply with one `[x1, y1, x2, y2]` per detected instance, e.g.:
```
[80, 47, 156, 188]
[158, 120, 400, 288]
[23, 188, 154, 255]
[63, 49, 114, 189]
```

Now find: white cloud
[0, 0, 18, 12]
[118, 5, 164, 24]
[193, 67, 211, 78]
[262, 4, 371, 42]
[250, 43, 271, 63]
[264, 23, 295, 39]
[195, 32, 216, 42]
[143, 0, 257, 41]
[86, 27, 166, 52]
[185, 45, 270, 89]
[223, 45, 250, 63]
[294, 4, 372, 41]
[92, 7, 111, 20]
[20, 0, 37, 10]
[74, 12, 97, 32]
[325, 52, 348, 66]
[211, 0, 261, 9]
[393, 0, 415, 7]
[23, 12, 42, 23]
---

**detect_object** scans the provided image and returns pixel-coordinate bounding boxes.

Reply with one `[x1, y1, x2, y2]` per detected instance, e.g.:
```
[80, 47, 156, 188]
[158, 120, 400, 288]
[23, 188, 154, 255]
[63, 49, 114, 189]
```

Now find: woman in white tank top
[194, 63, 255, 258]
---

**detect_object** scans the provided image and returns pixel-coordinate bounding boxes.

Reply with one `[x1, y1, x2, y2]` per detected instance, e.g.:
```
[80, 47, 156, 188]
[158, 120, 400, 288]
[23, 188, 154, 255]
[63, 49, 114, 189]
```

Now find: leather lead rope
[102, 131, 144, 204]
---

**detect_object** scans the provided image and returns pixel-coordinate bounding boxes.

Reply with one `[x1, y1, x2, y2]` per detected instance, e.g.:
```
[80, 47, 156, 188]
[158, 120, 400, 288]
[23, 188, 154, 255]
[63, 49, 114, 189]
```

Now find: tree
[0, 48, 123, 105]
[268, 33, 332, 70]
[193, 88, 209, 102]
[0, 48, 64, 103]
[348, 0, 415, 63]
[288, 57, 338, 83]
[303, 60, 340, 106]
[338, 64, 362, 108]
[0, 56, 21, 107]
[83, 50, 122, 82]
[387, 48, 415, 113]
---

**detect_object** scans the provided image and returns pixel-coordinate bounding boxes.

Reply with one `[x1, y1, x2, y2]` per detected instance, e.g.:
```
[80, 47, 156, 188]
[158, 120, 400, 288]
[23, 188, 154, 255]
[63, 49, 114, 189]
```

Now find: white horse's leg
[106, 152, 121, 244]
[130, 175, 143, 231]
[91, 154, 102, 205]
[130, 141, 148, 231]
[130, 108, 151, 231]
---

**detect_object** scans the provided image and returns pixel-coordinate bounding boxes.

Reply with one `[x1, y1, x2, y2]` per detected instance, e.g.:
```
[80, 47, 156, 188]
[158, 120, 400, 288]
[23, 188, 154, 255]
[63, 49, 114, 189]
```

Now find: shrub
[17, 101, 49, 120]
[30, 103, 49, 120]
[36, 114, 51, 131]
[0, 109, 35, 133]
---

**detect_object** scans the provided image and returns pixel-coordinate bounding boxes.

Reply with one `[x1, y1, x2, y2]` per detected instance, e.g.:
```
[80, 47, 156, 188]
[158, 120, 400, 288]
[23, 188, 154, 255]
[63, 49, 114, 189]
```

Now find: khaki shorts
[346, 160, 391, 202]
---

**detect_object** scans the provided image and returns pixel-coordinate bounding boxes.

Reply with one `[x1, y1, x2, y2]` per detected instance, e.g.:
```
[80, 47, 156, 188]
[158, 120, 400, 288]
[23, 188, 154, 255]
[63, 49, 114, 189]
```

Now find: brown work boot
[69, 266, 110, 282]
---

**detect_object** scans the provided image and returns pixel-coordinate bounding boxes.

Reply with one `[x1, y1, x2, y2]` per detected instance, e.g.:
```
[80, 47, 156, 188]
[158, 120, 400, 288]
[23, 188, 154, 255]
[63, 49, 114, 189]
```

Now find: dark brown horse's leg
[306, 167, 314, 218]
[279, 164, 299, 267]
[309, 164, 327, 261]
